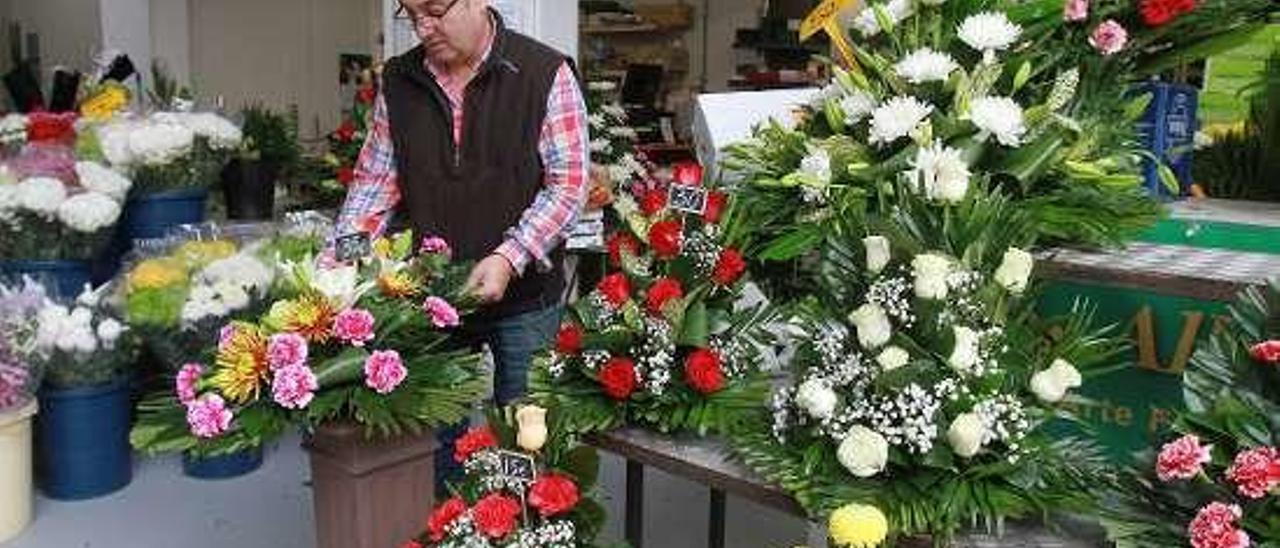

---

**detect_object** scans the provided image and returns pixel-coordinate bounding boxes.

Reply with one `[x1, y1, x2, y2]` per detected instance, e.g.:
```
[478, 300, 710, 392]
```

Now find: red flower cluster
[356, 85, 376, 105]
[684, 348, 725, 394]
[1250, 340, 1280, 364]
[556, 323, 583, 355]
[599, 357, 638, 400]
[26, 112, 77, 144]
[1139, 0, 1196, 27]
[606, 232, 640, 267]
[712, 248, 747, 286]
[334, 121, 356, 143]
[645, 277, 684, 315]
[1224, 446, 1280, 499]
[597, 273, 631, 309]
[528, 473, 581, 517]
[453, 427, 498, 464]
[426, 497, 467, 541]
[648, 220, 683, 260]
[472, 493, 522, 539]
[640, 189, 667, 217]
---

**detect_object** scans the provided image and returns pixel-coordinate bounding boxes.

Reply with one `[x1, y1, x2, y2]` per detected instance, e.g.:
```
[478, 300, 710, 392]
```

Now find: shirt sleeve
[493, 61, 590, 275]
[324, 91, 402, 263]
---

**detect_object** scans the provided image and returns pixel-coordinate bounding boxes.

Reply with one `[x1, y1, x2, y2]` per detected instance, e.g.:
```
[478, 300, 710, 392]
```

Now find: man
[328, 0, 588, 489]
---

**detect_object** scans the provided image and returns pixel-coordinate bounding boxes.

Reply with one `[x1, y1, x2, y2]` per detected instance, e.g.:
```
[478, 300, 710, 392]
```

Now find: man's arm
[325, 91, 402, 261]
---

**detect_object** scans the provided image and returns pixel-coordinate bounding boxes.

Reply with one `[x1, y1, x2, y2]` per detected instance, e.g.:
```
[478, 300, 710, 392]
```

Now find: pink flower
[271, 363, 319, 409]
[1089, 20, 1128, 56]
[423, 296, 460, 329]
[0, 362, 30, 410]
[332, 308, 376, 347]
[267, 332, 309, 369]
[1188, 502, 1250, 548]
[1157, 434, 1213, 482]
[186, 394, 234, 439]
[1225, 446, 1280, 499]
[364, 349, 407, 394]
[420, 236, 452, 257]
[218, 324, 238, 352]
[175, 362, 203, 405]
[1063, 0, 1088, 22]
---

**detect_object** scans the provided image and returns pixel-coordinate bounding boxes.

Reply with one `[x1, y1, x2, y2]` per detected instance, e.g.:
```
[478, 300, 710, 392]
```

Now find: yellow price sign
[798, 0, 862, 70]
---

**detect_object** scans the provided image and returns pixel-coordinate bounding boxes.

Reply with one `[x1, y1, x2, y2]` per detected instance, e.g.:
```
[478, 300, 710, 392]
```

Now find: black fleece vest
[383, 14, 568, 319]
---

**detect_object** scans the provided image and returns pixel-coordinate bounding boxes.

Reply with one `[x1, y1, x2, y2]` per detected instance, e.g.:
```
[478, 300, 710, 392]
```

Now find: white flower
[215, 282, 251, 312]
[96, 119, 142, 166]
[968, 96, 1026, 147]
[590, 138, 610, 153]
[128, 121, 196, 166]
[920, 0, 946, 4]
[799, 147, 832, 184]
[796, 378, 839, 420]
[839, 91, 877, 125]
[588, 113, 607, 129]
[74, 161, 132, 202]
[911, 253, 951, 300]
[894, 48, 959, 84]
[1030, 358, 1082, 403]
[869, 96, 933, 145]
[993, 247, 1034, 293]
[849, 303, 892, 349]
[957, 12, 1022, 54]
[837, 425, 889, 477]
[313, 265, 360, 307]
[947, 412, 987, 458]
[601, 104, 627, 119]
[849, 0, 913, 37]
[0, 114, 27, 145]
[35, 304, 70, 351]
[948, 326, 981, 373]
[515, 405, 549, 452]
[905, 141, 970, 204]
[57, 192, 122, 233]
[169, 112, 242, 151]
[200, 254, 275, 294]
[17, 177, 67, 216]
[69, 307, 94, 327]
[863, 235, 891, 274]
[876, 346, 910, 371]
[96, 318, 125, 347]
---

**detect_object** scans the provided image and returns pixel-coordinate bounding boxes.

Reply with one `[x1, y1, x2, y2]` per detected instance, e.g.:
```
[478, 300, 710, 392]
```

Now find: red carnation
[711, 248, 746, 286]
[596, 273, 631, 309]
[599, 357, 638, 400]
[606, 231, 641, 267]
[528, 473, 581, 517]
[556, 323, 583, 355]
[471, 493, 521, 539]
[648, 220, 683, 260]
[427, 497, 467, 542]
[453, 426, 498, 463]
[640, 189, 667, 217]
[1251, 340, 1280, 364]
[1139, 0, 1196, 27]
[337, 166, 356, 186]
[335, 121, 356, 142]
[684, 348, 726, 394]
[1224, 446, 1280, 499]
[645, 277, 684, 315]
[672, 162, 704, 186]
[703, 191, 728, 224]
[357, 86, 376, 105]
[26, 111, 77, 144]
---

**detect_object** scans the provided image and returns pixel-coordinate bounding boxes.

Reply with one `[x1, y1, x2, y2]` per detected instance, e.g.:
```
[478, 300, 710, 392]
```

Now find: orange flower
[377, 271, 422, 298]
[211, 323, 270, 403]
[274, 293, 337, 344]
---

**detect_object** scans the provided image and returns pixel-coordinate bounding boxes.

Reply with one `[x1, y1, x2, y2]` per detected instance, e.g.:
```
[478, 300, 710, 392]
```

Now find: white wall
[2, 0, 102, 78]
[100, 0, 151, 87]
[149, 0, 189, 85]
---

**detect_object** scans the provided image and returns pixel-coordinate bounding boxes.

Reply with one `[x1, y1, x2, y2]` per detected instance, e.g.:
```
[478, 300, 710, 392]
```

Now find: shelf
[582, 23, 661, 34]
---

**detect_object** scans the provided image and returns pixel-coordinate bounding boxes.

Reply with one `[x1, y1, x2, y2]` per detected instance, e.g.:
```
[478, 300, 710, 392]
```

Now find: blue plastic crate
[1134, 82, 1198, 199]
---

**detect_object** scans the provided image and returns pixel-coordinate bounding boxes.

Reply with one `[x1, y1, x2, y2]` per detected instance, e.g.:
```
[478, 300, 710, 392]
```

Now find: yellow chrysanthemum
[372, 237, 394, 259]
[272, 293, 336, 344]
[79, 84, 130, 121]
[211, 323, 269, 403]
[174, 240, 237, 268]
[829, 504, 888, 548]
[377, 271, 422, 298]
[127, 258, 188, 291]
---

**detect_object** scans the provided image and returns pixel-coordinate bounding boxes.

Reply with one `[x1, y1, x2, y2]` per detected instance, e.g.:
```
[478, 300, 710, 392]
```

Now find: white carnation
[948, 325, 981, 373]
[128, 121, 195, 166]
[74, 161, 132, 202]
[947, 412, 987, 458]
[862, 235, 891, 274]
[837, 425, 889, 478]
[17, 177, 67, 216]
[911, 253, 952, 300]
[894, 48, 959, 84]
[876, 346, 910, 371]
[96, 318, 125, 347]
[957, 12, 1022, 54]
[869, 96, 933, 145]
[35, 304, 70, 351]
[993, 247, 1034, 293]
[849, 303, 892, 349]
[905, 141, 970, 204]
[57, 192, 122, 233]
[796, 378, 839, 420]
[968, 96, 1026, 147]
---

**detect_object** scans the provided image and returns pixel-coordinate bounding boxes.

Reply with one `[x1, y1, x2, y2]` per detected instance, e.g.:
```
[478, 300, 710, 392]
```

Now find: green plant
[147, 60, 193, 111]
[239, 103, 301, 170]
[1195, 44, 1280, 201]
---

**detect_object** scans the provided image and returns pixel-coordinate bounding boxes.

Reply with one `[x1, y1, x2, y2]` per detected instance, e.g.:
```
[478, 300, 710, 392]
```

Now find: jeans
[435, 304, 563, 492]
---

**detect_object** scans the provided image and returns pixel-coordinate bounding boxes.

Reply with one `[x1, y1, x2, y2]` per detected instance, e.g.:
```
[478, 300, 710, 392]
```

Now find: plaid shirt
[330, 45, 588, 275]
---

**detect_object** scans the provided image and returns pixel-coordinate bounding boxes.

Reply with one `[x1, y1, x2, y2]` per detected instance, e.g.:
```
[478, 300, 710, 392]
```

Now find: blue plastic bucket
[35, 376, 133, 500]
[121, 188, 210, 241]
[0, 260, 91, 300]
[182, 447, 264, 480]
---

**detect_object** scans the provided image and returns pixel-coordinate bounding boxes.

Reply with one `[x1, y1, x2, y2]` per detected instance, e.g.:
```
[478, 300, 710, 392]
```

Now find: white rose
[515, 405, 549, 452]
[97, 318, 125, 346]
[796, 378, 839, 420]
[17, 177, 67, 216]
[1030, 358, 1082, 403]
[993, 247, 1034, 294]
[876, 346, 910, 371]
[74, 161, 132, 202]
[57, 192, 122, 233]
[947, 412, 987, 458]
[837, 425, 889, 478]
[848, 304, 892, 349]
[948, 326, 981, 373]
[863, 235, 891, 275]
[912, 253, 951, 300]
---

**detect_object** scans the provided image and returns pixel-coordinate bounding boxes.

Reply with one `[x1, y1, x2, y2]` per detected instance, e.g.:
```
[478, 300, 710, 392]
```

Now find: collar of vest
[396, 8, 521, 91]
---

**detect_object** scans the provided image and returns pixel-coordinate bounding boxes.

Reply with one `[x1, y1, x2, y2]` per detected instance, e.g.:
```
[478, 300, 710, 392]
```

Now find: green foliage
[1196, 43, 1280, 202]
[239, 103, 300, 169]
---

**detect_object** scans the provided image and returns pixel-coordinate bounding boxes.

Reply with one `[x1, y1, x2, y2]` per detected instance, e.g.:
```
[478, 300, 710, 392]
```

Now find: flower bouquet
[0, 281, 48, 412]
[130, 231, 488, 458]
[30, 285, 137, 390]
[1102, 280, 1280, 548]
[90, 109, 242, 194]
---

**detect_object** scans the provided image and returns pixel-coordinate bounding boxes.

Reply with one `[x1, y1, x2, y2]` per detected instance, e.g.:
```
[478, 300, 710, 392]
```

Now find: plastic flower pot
[0, 400, 38, 544]
[221, 158, 279, 221]
[35, 375, 133, 500]
[121, 187, 210, 241]
[182, 446, 265, 480]
[0, 259, 91, 300]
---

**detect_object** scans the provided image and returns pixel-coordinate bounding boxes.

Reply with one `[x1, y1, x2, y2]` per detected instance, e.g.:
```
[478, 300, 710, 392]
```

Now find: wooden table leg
[626, 459, 645, 547]
[709, 488, 726, 548]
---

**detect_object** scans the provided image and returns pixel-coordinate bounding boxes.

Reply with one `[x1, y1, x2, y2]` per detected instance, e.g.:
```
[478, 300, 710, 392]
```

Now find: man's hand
[465, 254, 516, 304]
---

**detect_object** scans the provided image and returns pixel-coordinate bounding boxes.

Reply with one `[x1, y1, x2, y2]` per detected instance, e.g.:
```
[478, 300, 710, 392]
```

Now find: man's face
[400, 0, 488, 66]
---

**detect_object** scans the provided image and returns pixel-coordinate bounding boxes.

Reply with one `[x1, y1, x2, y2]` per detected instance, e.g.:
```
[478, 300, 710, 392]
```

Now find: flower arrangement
[90, 109, 241, 194]
[1103, 280, 1280, 548]
[403, 405, 606, 548]
[29, 284, 137, 389]
[0, 280, 49, 411]
[0, 158, 132, 261]
[131, 231, 487, 457]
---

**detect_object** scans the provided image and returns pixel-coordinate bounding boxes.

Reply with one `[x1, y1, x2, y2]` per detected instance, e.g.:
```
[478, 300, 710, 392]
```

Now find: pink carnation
[364, 349, 407, 394]
[271, 363, 319, 409]
[1063, 0, 1088, 22]
[267, 332, 309, 370]
[186, 394, 234, 439]
[1188, 502, 1250, 548]
[420, 236, 452, 257]
[1157, 434, 1213, 482]
[1225, 446, 1280, 499]
[1089, 20, 1128, 56]
[423, 296, 460, 329]
[218, 324, 238, 352]
[332, 308, 376, 347]
[175, 362, 204, 405]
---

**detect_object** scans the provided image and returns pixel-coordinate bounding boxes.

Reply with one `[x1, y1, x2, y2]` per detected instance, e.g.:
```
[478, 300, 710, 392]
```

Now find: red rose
[528, 473, 581, 517]
[1139, 0, 1196, 27]
[1251, 340, 1280, 364]
[427, 497, 467, 542]
[684, 348, 725, 394]
[337, 166, 356, 186]
[645, 277, 684, 315]
[556, 323, 583, 355]
[648, 220, 683, 260]
[357, 86, 376, 105]
[596, 273, 631, 309]
[26, 111, 77, 143]
[471, 493, 521, 539]
[453, 426, 498, 463]
[672, 162, 704, 186]
[606, 232, 641, 267]
[640, 189, 667, 217]
[599, 357, 638, 400]
[711, 248, 746, 286]
[703, 191, 728, 224]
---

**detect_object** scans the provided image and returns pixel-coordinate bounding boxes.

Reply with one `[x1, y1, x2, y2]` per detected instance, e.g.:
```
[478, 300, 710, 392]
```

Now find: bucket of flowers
[0, 280, 46, 543]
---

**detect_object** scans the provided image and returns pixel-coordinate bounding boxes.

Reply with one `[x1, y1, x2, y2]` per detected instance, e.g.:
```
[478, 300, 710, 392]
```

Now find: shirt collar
[423, 10, 496, 80]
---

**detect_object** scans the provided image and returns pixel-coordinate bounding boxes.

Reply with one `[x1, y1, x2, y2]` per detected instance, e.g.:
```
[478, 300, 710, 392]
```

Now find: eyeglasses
[394, 0, 462, 22]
